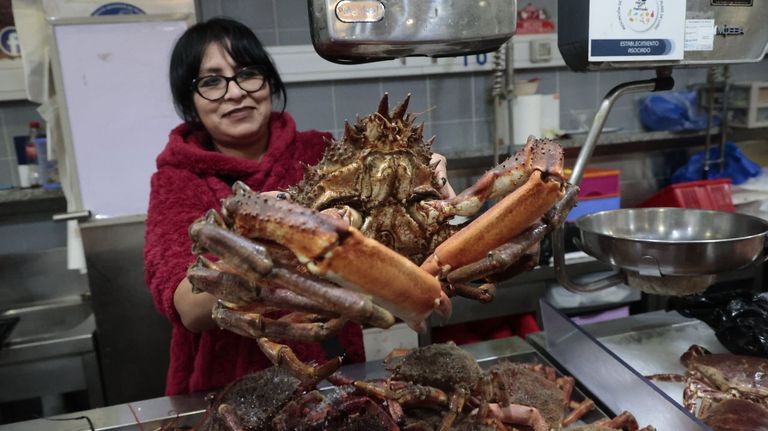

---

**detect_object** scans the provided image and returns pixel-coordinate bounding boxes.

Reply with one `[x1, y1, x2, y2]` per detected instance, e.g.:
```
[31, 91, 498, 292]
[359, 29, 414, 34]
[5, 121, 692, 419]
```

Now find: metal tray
[593, 316, 728, 409]
[529, 309, 728, 421]
[528, 302, 710, 430]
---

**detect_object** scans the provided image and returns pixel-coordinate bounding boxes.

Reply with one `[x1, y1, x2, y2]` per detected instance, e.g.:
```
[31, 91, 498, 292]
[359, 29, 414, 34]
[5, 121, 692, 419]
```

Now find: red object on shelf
[516, 3, 555, 34]
[640, 178, 735, 212]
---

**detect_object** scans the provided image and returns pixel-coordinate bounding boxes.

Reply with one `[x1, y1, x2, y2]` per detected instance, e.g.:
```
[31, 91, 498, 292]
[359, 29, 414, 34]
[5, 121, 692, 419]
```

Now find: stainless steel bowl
[574, 208, 768, 277]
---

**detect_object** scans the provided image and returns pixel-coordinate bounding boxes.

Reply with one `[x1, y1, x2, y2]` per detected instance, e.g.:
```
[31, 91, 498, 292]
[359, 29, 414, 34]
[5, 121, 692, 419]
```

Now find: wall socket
[530, 39, 554, 63]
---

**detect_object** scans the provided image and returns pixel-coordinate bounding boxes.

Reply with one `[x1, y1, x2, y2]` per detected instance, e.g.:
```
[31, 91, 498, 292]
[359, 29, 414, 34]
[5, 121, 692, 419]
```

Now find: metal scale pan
[572, 208, 768, 294]
[575, 208, 768, 277]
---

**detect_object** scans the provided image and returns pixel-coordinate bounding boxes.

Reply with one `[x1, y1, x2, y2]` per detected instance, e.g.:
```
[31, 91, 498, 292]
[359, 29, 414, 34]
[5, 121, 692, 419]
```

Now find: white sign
[588, 0, 686, 61]
[684, 19, 716, 51]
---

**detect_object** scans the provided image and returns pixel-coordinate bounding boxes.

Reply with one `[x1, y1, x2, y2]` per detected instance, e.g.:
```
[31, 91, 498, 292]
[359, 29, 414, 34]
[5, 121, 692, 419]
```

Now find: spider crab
[187, 94, 577, 379]
[345, 343, 653, 431]
[647, 344, 768, 416]
[185, 364, 398, 431]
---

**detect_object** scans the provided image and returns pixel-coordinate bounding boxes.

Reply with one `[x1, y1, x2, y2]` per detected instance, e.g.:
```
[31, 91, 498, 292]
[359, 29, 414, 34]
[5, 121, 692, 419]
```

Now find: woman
[144, 17, 453, 395]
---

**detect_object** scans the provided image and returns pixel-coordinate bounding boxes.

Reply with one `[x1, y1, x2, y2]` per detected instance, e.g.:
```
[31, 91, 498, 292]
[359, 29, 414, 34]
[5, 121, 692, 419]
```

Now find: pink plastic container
[577, 169, 621, 200]
[565, 168, 622, 221]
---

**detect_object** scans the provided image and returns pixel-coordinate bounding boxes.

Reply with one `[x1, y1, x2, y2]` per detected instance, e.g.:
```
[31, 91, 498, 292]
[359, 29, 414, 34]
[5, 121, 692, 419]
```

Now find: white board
[50, 15, 190, 218]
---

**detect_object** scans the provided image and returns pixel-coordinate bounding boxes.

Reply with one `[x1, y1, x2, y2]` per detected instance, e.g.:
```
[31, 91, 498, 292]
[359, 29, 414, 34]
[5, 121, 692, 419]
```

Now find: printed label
[589, 0, 686, 61]
[684, 19, 716, 51]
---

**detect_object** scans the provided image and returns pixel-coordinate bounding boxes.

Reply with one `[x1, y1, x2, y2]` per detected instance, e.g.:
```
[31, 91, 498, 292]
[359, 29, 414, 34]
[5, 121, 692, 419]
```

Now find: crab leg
[218, 404, 248, 431]
[189, 216, 396, 329]
[353, 380, 451, 408]
[438, 388, 468, 431]
[444, 282, 496, 303]
[445, 184, 579, 284]
[423, 169, 567, 277]
[188, 257, 337, 315]
[646, 373, 686, 382]
[597, 410, 641, 431]
[562, 399, 594, 426]
[486, 403, 549, 431]
[220, 188, 451, 332]
[212, 300, 348, 342]
[557, 376, 576, 407]
[257, 337, 343, 387]
[421, 136, 565, 221]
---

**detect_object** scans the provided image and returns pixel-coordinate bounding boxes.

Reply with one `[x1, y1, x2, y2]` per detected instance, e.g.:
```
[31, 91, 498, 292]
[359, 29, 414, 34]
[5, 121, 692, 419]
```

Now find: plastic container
[577, 168, 620, 199]
[565, 168, 621, 221]
[640, 178, 735, 212]
[567, 196, 621, 221]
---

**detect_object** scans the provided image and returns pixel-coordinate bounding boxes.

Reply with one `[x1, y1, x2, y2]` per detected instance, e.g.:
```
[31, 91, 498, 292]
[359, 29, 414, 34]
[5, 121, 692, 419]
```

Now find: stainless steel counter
[528, 310, 726, 416]
[3, 310, 723, 430]
[0, 295, 102, 409]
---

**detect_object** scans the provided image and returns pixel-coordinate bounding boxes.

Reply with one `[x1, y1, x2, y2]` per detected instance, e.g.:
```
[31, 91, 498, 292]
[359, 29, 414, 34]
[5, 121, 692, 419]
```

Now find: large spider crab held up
[187, 94, 577, 377]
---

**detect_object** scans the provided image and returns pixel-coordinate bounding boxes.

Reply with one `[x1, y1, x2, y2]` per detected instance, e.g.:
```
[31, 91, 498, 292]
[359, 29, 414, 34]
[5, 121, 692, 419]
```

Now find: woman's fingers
[431, 153, 457, 199]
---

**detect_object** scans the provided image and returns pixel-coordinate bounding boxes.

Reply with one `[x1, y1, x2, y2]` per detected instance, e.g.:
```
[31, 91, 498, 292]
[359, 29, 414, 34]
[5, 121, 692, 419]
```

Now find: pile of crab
[186, 342, 655, 431]
[647, 344, 768, 431]
[187, 94, 580, 379]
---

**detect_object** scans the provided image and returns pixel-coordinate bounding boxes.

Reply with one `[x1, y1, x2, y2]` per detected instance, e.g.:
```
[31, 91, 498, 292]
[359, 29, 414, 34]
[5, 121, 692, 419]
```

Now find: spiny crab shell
[289, 94, 447, 264]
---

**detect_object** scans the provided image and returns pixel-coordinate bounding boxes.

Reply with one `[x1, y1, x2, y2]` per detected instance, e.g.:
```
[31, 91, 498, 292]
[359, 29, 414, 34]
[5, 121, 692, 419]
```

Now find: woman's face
[192, 42, 272, 150]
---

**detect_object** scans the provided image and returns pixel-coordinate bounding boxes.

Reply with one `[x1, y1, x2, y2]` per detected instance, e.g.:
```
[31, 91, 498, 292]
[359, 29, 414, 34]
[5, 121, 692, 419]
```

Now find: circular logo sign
[620, 0, 660, 33]
[0, 26, 20, 57]
[91, 2, 146, 16]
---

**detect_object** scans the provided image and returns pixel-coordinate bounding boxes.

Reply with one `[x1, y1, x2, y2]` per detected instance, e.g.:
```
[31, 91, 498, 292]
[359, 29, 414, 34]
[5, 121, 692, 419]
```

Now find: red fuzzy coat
[144, 112, 365, 395]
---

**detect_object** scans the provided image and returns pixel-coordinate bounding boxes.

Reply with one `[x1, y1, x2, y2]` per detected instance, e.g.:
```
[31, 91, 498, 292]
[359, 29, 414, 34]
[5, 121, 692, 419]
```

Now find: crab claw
[421, 138, 566, 277]
[222, 190, 451, 332]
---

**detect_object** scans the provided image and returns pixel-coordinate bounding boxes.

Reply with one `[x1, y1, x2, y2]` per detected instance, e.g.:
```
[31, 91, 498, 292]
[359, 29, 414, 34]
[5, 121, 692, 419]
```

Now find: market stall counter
[0, 310, 721, 431]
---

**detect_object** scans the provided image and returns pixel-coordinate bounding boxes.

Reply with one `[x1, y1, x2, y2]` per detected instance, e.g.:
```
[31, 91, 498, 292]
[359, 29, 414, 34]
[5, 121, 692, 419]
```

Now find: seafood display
[647, 344, 768, 431]
[186, 94, 577, 376]
[180, 342, 654, 431]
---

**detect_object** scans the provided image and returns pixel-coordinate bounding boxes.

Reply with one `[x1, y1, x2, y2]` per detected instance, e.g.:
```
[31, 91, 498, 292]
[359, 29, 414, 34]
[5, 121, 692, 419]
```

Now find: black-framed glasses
[192, 67, 266, 101]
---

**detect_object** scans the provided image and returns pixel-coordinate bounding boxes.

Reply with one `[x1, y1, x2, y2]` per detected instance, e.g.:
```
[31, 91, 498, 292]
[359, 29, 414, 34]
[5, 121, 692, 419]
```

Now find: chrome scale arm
[554, 69, 674, 293]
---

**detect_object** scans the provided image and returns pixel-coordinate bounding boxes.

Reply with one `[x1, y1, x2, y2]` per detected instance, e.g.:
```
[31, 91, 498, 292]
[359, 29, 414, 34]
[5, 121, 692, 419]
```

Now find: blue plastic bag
[639, 90, 718, 132]
[671, 141, 761, 185]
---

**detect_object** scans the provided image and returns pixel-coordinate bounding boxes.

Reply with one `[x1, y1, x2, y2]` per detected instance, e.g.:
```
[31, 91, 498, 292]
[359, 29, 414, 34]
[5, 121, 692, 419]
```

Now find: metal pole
[570, 69, 673, 186]
[491, 41, 510, 166]
[703, 66, 716, 178]
[553, 69, 674, 293]
[718, 65, 730, 173]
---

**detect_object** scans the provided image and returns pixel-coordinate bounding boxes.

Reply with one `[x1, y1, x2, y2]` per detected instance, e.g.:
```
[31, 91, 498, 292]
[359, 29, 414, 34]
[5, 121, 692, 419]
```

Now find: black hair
[169, 17, 287, 124]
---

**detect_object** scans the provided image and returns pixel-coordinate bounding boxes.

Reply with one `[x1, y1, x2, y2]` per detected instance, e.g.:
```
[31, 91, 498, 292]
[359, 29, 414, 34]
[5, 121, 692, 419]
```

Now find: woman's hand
[174, 277, 218, 332]
[431, 152, 456, 199]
